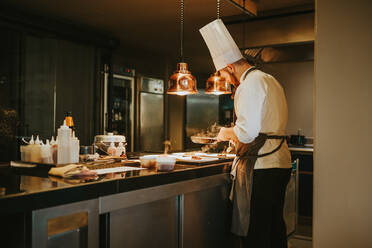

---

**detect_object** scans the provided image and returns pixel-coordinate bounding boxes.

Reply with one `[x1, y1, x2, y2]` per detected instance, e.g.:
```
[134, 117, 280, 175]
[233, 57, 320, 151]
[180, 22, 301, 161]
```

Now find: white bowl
[156, 156, 176, 171]
[139, 155, 158, 169]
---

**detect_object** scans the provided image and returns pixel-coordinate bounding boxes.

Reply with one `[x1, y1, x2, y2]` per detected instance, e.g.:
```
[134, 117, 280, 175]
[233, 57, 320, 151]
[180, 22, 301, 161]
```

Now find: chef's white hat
[200, 19, 243, 71]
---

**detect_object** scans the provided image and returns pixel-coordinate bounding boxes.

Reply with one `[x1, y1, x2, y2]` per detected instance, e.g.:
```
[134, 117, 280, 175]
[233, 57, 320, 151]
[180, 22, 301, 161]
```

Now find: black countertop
[0, 160, 232, 214]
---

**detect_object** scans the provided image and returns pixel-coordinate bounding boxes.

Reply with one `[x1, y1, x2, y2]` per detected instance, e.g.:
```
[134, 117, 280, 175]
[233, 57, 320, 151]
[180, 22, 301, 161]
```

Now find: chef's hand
[217, 127, 229, 142]
[217, 127, 239, 143]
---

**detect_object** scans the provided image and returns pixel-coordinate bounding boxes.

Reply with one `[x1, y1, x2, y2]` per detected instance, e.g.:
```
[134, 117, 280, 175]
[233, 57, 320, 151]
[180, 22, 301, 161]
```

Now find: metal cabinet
[109, 197, 178, 248]
[32, 199, 99, 248]
[100, 173, 231, 248]
[183, 185, 231, 248]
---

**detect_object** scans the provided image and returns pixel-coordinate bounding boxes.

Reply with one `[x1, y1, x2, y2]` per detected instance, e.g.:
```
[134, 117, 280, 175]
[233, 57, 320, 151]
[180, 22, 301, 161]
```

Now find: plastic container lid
[94, 133, 126, 143]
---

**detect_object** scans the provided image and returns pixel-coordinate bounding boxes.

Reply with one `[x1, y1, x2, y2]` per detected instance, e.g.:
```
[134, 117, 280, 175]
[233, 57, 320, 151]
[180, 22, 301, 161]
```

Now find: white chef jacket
[233, 68, 292, 169]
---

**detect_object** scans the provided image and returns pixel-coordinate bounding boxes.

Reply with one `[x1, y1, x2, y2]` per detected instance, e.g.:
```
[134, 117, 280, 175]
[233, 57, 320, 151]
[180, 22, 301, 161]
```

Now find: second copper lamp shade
[205, 71, 232, 95]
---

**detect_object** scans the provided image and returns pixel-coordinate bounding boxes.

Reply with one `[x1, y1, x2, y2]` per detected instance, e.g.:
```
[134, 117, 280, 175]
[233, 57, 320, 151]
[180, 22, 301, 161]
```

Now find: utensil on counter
[190, 136, 218, 145]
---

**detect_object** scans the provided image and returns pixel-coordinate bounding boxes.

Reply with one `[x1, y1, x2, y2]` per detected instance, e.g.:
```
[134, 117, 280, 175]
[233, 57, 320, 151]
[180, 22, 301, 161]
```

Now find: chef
[200, 19, 292, 248]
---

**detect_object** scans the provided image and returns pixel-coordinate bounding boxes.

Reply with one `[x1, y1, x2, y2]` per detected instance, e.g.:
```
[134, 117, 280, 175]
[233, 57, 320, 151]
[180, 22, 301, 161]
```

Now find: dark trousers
[242, 168, 292, 248]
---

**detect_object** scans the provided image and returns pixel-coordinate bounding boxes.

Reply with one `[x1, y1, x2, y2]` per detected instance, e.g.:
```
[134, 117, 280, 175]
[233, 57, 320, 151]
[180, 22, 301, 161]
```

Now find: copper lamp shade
[205, 71, 232, 95]
[167, 62, 198, 96]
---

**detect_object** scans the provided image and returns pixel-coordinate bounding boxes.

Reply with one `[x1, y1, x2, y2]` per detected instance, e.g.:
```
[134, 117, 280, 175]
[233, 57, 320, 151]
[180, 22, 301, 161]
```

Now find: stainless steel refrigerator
[104, 67, 135, 152]
[135, 76, 164, 152]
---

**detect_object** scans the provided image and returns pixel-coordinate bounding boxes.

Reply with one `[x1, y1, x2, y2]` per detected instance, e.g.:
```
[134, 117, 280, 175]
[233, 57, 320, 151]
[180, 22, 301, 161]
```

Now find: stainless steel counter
[289, 146, 314, 153]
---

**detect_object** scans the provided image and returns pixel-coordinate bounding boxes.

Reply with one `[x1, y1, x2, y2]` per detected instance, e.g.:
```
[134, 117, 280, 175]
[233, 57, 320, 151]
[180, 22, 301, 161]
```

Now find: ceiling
[1, 0, 314, 74]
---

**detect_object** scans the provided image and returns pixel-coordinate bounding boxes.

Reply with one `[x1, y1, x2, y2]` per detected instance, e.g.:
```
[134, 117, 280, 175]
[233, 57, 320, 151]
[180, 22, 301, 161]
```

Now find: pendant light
[205, 0, 232, 95]
[205, 70, 232, 95]
[167, 0, 198, 96]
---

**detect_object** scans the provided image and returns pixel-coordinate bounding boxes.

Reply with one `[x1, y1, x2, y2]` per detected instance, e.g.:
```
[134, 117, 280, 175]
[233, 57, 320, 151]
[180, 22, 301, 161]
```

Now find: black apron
[230, 68, 287, 236]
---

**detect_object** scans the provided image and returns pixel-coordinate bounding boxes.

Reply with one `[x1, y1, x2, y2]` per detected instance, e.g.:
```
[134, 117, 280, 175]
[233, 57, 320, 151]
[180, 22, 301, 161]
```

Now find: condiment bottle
[57, 120, 72, 164]
[107, 142, 117, 156]
[41, 139, 53, 164]
[24, 135, 34, 162]
[50, 136, 58, 164]
[116, 142, 125, 157]
[30, 135, 42, 163]
[70, 131, 80, 163]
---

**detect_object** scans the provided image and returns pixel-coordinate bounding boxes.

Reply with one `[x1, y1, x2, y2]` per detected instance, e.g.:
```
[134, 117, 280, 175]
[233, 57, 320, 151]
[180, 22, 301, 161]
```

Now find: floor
[287, 216, 312, 248]
[288, 237, 312, 248]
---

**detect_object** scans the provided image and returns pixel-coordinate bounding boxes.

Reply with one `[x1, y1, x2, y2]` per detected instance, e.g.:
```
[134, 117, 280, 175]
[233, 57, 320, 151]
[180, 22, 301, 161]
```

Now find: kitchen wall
[263, 61, 314, 137]
[314, 1, 372, 247]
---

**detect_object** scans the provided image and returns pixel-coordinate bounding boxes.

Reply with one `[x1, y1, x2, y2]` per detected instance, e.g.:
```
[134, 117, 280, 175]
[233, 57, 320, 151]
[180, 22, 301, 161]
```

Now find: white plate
[94, 166, 144, 175]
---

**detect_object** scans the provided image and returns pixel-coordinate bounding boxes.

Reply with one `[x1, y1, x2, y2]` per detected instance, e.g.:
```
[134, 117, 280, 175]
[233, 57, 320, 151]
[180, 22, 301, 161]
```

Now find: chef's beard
[229, 73, 240, 88]
[221, 69, 240, 88]
[226, 72, 240, 99]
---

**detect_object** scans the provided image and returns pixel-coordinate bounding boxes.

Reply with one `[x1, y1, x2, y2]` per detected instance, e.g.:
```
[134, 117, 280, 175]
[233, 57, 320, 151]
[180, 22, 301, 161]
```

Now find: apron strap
[238, 133, 288, 159]
[256, 134, 287, 158]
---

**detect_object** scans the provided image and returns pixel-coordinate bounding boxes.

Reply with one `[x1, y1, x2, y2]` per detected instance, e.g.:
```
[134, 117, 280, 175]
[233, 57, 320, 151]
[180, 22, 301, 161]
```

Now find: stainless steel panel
[185, 90, 219, 149]
[140, 92, 164, 152]
[141, 77, 164, 94]
[47, 228, 87, 248]
[186, 91, 219, 136]
[183, 185, 232, 248]
[100, 173, 230, 214]
[110, 197, 178, 248]
[32, 199, 99, 248]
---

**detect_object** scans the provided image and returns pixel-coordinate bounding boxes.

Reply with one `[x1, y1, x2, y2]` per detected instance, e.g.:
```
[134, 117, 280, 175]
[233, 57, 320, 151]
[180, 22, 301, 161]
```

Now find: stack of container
[20, 120, 80, 164]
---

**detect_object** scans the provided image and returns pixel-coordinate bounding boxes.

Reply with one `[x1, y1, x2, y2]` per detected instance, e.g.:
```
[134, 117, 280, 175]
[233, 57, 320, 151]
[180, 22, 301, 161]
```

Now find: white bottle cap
[60, 120, 69, 130]
[29, 135, 35, 145]
[35, 135, 40, 145]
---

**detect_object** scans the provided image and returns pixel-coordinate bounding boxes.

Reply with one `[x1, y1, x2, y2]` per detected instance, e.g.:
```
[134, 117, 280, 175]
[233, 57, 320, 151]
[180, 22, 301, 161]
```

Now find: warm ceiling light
[205, 71, 231, 95]
[204, 0, 231, 96]
[167, 62, 198, 96]
[167, 0, 198, 96]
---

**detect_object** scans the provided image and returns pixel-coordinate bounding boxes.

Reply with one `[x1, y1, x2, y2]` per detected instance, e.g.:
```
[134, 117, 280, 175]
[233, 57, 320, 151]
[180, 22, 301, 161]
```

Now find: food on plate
[191, 155, 202, 160]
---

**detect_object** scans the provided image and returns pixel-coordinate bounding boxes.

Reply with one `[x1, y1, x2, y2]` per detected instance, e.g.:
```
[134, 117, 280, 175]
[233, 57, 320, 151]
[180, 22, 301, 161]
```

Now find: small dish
[139, 155, 158, 169]
[156, 156, 176, 171]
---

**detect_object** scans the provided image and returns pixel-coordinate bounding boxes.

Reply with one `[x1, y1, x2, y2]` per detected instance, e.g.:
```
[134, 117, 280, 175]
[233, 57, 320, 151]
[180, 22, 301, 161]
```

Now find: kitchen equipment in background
[185, 90, 219, 149]
[289, 129, 307, 146]
[104, 66, 135, 152]
[94, 133, 126, 155]
[289, 135, 307, 146]
[136, 76, 164, 152]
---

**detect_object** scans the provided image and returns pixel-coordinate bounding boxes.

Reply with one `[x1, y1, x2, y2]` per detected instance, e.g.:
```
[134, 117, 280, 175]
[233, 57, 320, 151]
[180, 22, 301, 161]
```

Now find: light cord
[180, 0, 184, 61]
